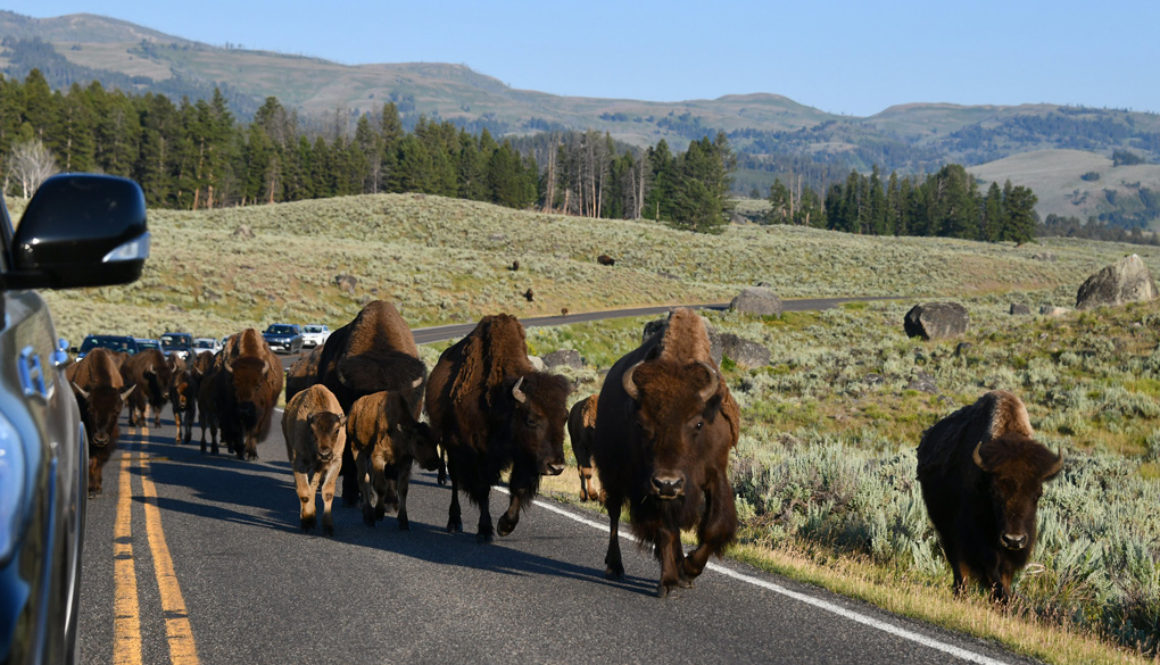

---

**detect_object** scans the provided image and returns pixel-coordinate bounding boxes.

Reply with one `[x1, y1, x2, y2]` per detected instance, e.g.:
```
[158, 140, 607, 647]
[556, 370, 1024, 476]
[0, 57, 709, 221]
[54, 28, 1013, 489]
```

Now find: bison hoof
[604, 563, 625, 580]
[656, 583, 671, 599]
[397, 515, 410, 531]
[362, 506, 376, 527]
[323, 523, 334, 537]
[496, 513, 518, 537]
[447, 516, 462, 533]
[476, 530, 494, 544]
[300, 516, 316, 532]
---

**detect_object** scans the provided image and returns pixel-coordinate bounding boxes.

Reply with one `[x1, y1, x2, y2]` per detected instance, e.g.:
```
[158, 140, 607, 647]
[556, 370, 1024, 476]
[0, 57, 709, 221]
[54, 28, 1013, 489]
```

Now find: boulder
[543, 349, 583, 370]
[1040, 305, 1071, 317]
[730, 287, 783, 317]
[1075, 254, 1159, 310]
[1010, 303, 1031, 316]
[904, 302, 969, 340]
[719, 333, 771, 369]
[906, 371, 939, 394]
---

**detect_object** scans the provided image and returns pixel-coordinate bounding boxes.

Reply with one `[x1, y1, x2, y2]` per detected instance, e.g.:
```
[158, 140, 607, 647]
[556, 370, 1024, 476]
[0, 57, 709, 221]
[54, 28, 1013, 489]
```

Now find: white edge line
[504, 488, 1013, 665]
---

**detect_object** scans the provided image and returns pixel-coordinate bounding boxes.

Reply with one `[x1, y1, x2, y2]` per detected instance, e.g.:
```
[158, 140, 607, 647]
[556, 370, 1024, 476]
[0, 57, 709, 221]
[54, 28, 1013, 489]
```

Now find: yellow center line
[140, 455, 200, 665]
[112, 452, 142, 665]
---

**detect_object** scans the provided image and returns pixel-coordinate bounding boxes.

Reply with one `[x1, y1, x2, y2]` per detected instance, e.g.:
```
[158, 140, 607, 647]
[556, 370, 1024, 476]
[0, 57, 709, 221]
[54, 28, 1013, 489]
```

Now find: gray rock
[906, 371, 939, 394]
[1010, 303, 1031, 315]
[543, 349, 583, 370]
[904, 302, 969, 340]
[1040, 305, 1071, 317]
[719, 333, 771, 369]
[730, 287, 783, 317]
[1076, 254, 1159, 310]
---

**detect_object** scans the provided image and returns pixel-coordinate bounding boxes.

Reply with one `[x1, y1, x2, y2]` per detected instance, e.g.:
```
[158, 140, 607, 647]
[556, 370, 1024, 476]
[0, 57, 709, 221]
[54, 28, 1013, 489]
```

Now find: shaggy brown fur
[426, 313, 570, 542]
[70, 348, 134, 495]
[347, 391, 439, 530]
[917, 390, 1063, 601]
[121, 348, 173, 427]
[316, 300, 427, 504]
[282, 384, 347, 535]
[593, 307, 741, 597]
[210, 329, 283, 459]
[567, 395, 602, 501]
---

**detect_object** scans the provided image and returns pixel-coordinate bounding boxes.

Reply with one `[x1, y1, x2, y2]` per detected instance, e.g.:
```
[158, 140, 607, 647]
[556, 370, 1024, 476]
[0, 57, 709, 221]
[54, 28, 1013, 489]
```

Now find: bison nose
[650, 473, 685, 498]
[1001, 533, 1027, 550]
[545, 462, 566, 476]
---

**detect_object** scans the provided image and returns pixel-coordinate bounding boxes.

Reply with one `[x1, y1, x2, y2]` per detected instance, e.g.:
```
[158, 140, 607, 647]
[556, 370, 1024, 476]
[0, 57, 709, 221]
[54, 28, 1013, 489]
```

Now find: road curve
[77, 415, 1038, 665]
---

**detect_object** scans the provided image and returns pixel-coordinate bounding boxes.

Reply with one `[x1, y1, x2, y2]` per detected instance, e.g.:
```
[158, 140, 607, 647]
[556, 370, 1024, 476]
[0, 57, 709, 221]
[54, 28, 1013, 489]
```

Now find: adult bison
[212, 329, 283, 459]
[70, 348, 135, 495]
[593, 308, 740, 597]
[567, 394, 601, 502]
[426, 313, 570, 543]
[316, 300, 428, 504]
[347, 390, 439, 529]
[121, 348, 172, 427]
[917, 390, 1063, 602]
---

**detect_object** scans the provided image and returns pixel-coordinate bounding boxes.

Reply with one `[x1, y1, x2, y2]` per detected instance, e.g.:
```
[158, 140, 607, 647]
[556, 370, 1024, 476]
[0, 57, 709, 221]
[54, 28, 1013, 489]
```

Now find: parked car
[191, 337, 222, 356]
[135, 338, 161, 352]
[159, 332, 194, 359]
[75, 334, 139, 360]
[0, 173, 148, 665]
[261, 323, 304, 354]
[300, 323, 331, 348]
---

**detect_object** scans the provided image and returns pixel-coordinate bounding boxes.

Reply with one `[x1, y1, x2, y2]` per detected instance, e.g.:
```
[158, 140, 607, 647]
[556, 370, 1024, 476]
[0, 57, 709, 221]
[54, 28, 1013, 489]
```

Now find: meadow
[10, 192, 1158, 664]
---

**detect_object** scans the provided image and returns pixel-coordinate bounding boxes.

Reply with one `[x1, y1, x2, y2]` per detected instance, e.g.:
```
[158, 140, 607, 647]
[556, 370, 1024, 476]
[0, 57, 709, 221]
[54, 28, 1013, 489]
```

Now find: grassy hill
[968, 149, 1160, 228]
[13, 190, 1159, 663]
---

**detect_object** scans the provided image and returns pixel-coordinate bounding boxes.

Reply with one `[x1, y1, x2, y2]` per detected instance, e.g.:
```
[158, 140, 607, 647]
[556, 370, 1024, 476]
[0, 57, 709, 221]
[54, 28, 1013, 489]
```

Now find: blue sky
[5, 0, 1159, 117]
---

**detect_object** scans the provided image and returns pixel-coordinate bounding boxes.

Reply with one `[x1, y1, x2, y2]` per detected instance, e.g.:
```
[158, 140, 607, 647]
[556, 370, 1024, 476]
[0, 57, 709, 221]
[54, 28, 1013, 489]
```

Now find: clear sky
[4, 0, 1158, 117]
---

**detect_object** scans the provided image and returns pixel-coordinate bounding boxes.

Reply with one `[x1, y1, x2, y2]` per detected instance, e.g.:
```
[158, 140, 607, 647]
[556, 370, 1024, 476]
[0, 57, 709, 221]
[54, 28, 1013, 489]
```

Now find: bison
[567, 395, 602, 502]
[285, 345, 323, 403]
[121, 348, 172, 427]
[316, 300, 428, 505]
[282, 384, 347, 535]
[70, 348, 135, 495]
[212, 329, 283, 459]
[426, 313, 570, 543]
[170, 367, 198, 445]
[593, 308, 740, 597]
[347, 391, 440, 530]
[597, 254, 615, 266]
[193, 351, 221, 453]
[917, 390, 1063, 602]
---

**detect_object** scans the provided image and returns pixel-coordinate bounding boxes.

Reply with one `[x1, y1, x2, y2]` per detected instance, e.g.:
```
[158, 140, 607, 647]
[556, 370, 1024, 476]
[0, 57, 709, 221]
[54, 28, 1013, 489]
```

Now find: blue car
[75, 334, 140, 360]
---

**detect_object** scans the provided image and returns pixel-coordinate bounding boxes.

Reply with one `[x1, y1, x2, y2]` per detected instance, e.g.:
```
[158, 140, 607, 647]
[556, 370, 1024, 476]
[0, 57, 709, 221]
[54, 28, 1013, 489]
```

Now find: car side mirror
[4, 174, 149, 290]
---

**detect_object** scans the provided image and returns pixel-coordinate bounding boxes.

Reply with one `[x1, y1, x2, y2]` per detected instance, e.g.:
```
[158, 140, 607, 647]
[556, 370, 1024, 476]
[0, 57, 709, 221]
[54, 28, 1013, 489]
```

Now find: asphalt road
[77, 417, 1037, 665]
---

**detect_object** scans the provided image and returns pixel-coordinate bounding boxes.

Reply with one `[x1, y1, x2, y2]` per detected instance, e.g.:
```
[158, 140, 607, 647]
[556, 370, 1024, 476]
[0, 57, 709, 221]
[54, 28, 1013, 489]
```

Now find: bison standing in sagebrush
[593, 308, 740, 597]
[282, 384, 347, 535]
[426, 313, 570, 543]
[917, 390, 1063, 601]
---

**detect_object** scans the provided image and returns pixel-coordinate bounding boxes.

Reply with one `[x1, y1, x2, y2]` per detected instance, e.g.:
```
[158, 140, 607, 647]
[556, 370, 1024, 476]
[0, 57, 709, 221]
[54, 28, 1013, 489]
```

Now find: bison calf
[567, 395, 602, 502]
[347, 391, 439, 530]
[917, 390, 1063, 601]
[282, 384, 347, 535]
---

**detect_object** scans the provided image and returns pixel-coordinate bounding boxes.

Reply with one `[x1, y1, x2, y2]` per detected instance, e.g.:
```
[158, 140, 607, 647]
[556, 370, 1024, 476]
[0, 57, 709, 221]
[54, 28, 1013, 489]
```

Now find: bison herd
[66, 299, 1064, 600]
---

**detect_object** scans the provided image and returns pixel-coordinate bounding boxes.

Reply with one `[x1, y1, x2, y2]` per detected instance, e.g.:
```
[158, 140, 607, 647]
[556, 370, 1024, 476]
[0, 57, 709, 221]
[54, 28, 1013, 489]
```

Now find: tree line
[0, 70, 737, 233]
[764, 164, 1040, 244]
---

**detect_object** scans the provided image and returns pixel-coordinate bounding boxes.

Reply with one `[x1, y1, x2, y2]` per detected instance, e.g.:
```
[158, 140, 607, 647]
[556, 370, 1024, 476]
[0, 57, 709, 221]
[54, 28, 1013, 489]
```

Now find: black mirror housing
[5, 174, 149, 290]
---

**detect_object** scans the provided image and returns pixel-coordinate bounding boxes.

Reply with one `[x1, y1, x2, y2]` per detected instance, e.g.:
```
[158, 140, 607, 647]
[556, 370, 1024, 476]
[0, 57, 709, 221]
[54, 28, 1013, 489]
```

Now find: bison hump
[337, 351, 426, 394]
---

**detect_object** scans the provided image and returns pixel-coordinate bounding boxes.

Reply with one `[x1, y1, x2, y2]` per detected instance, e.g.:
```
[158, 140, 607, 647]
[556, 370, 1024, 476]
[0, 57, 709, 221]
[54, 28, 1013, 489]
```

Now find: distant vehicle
[300, 324, 331, 348]
[262, 323, 304, 354]
[135, 338, 161, 352]
[191, 337, 222, 356]
[159, 332, 194, 359]
[76, 334, 139, 360]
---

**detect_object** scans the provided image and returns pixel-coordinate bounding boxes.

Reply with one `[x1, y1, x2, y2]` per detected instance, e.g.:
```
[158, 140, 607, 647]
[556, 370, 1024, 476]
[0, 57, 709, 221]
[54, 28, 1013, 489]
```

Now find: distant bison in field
[523, 288, 534, 302]
[509, 260, 520, 271]
[917, 390, 1063, 602]
[593, 308, 740, 597]
[597, 254, 615, 266]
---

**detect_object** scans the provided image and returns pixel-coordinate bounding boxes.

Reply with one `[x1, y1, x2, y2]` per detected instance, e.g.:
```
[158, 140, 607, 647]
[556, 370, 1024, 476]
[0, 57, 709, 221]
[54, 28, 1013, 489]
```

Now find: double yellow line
[111, 425, 199, 665]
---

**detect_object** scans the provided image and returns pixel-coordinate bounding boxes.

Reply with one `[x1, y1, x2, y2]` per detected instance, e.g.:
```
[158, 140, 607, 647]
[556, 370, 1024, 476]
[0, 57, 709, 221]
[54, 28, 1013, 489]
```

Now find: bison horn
[622, 361, 643, 401]
[697, 361, 719, 402]
[1045, 449, 1064, 478]
[72, 382, 90, 400]
[512, 376, 527, 404]
[972, 442, 989, 471]
[120, 385, 137, 400]
[411, 375, 423, 390]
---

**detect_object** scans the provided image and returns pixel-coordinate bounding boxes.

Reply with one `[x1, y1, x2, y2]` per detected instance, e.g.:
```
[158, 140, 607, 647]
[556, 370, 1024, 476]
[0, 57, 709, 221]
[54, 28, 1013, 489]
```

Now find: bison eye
[525, 416, 539, 427]
[694, 421, 704, 431]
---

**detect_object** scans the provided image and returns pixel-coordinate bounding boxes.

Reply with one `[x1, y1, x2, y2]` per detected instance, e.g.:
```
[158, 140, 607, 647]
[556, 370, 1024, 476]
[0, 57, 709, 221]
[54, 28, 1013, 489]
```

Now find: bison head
[973, 434, 1063, 552]
[503, 372, 570, 476]
[227, 356, 271, 420]
[307, 411, 346, 464]
[74, 383, 135, 448]
[623, 359, 721, 500]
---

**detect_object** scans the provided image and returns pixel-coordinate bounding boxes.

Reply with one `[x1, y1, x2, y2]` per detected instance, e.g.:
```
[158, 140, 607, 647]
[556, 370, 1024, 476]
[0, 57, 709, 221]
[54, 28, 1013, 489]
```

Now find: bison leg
[294, 468, 318, 532]
[396, 464, 413, 531]
[356, 451, 378, 527]
[88, 456, 103, 496]
[603, 492, 625, 579]
[473, 483, 494, 544]
[341, 446, 359, 506]
[153, 404, 162, 428]
[319, 460, 341, 537]
[656, 527, 689, 598]
[446, 458, 463, 533]
[496, 488, 529, 537]
[244, 433, 259, 460]
[436, 446, 448, 486]
[578, 466, 591, 501]
[682, 477, 738, 582]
